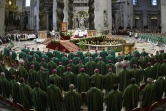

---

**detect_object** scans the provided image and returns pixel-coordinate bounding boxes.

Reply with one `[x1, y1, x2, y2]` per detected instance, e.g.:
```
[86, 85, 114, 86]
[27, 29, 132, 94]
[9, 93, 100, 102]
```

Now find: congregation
[0, 46, 166, 111]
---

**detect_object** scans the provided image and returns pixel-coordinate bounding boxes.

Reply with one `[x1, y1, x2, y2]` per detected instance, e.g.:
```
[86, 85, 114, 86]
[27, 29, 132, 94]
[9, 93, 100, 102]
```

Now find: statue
[79, 15, 85, 31]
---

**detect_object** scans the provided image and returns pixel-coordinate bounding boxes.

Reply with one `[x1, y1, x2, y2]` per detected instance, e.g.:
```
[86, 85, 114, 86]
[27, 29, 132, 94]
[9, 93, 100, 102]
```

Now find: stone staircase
[42, 37, 54, 45]
[60, 40, 80, 53]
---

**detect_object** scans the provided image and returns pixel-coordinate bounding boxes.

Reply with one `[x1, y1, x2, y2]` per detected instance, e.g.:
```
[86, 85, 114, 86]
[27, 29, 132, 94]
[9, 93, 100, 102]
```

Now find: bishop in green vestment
[49, 69, 63, 91]
[19, 63, 28, 82]
[32, 58, 40, 71]
[77, 68, 89, 93]
[67, 60, 76, 74]
[105, 53, 114, 64]
[129, 64, 141, 86]
[90, 69, 103, 89]
[47, 79, 63, 111]
[46, 49, 53, 60]
[62, 67, 76, 91]
[130, 54, 138, 69]
[144, 62, 154, 81]
[28, 65, 38, 89]
[56, 62, 65, 78]
[104, 68, 118, 92]
[85, 57, 96, 76]
[68, 51, 75, 60]
[40, 58, 48, 69]
[160, 59, 166, 76]
[141, 48, 146, 57]
[141, 78, 155, 107]
[19, 78, 33, 109]
[96, 57, 106, 75]
[86, 81, 103, 111]
[11, 49, 17, 60]
[61, 55, 69, 66]
[73, 54, 81, 65]
[122, 78, 139, 110]
[106, 60, 116, 74]
[76, 60, 84, 75]
[154, 73, 165, 101]
[77, 49, 84, 61]
[48, 58, 57, 74]
[0, 72, 10, 98]
[152, 59, 161, 79]
[64, 84, 82, 111]
[8, 65, 17, 80]
[100, 48, 107, 62]
[32, 82, 47, 111]
[118, 65, 131, 92]
[9, 75, 19, 103]
[138, 56, 146, 69]
[105, 84, 122, 111]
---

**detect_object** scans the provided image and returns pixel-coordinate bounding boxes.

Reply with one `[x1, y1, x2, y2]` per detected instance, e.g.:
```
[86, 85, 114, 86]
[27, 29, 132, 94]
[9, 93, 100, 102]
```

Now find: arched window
[133, 0, 138, 5]
[26, 0, 30, 7]
[151, 0, 157, 6]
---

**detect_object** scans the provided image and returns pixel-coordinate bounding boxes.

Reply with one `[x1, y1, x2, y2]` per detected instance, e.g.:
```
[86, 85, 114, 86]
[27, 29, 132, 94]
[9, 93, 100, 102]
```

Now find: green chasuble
[106, 63, 116, 74]
[105, 90, 122, 111]
[33, 53, 41, 63]
[104, 72, 118, 92]
[100, 50, 107, 61]
[96, 60, 106, 75]
[141, 51, 146, 57]
[68, 52, 75, 60]
[36, 50, 42, 57]
[109, 50, 115, 58]
[9, 79, 19, 103]
[64, 90, 82, 111]
[76, 63, 84, 75]
[32, 60, 40, 71]
[61, 56, 69, 66]
[144, 55, 151, 64]
[47, 84, 63, 111]
[105, 54, 114, 64]
[73, 56, 81, 65]
[12, 51, 17, 60]
[38, 70, 49, 92]
[118, 69, 130, 92]
[53, 50, 60, 59]
[126, 54, 133, 61]
[0, 76, 10, 98]
[132, 50, 140, 58]
[77, 72, 90, 93]
[86, 87, 103, 111]
[2, 67, 9, 80]
[130, 57, 138, 69]
[142, 83, 155, 107]
[8, 67, 17, 81]
[122, 84, 139, 109]
[85, 61, 96, 76]
[19, 83, 33, 108]
[67, 63, 76, 74]
[92, 52, 98, 60]
[19, 66, 28, 81]
[40, 62, 48, 69]
[46, 51, 53, 60]
[154, 77, 165, 101]
[53, 57, 60, 65]
[77, 50, 84, 61]
[62, 71, 76, 91]
[49, 74, 63, 91]
[160, 62, 166, 76]
[138, 58, 146, 69]
[32, 87, 47, 111]
[90, 73, 103, 90]
[152, 62, 161, 79]
[28, 69, 37, 89]
[115, 55, 123, 63]
[48, 61, 57, 74]
[144, 66, 154, 81]
[56, 65, 65, 78]
[84, 56, 90, 64]
[129, 68, 141, 86]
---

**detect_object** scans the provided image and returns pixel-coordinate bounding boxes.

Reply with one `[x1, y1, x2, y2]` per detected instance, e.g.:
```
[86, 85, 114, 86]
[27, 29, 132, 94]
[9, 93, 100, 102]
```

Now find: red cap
[108, 60, 112, 63]
[133, 64, 137, 68]
[31, 64, 34, 68]
[53, 69, 57, 73]
[147, 62, 151, 65]
[42, 58, 45, 61]
[123, 64, 127, 68]
[79, 60, 82, 63]
[108, 68, 112, 72]
[94, 69, 99, 73]
[80, 68, 85, 72]
[59, 62, 62, 65]
[69, 60, 73, 63]
[164, 59, 166, 62]
[67, 67, 71, 71]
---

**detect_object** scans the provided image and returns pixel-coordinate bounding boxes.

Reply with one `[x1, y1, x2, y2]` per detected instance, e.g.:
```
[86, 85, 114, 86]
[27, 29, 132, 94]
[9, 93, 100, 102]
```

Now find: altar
[74, 29, 87, 38]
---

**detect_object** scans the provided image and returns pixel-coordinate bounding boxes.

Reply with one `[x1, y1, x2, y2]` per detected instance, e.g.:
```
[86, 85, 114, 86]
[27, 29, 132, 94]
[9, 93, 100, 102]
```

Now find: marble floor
[0, 35, 165, 56]
[0, 35, 166, 111]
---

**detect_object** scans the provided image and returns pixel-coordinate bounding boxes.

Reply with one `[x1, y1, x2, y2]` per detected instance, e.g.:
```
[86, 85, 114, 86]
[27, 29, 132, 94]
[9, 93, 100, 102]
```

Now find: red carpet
[46, 40, 80, 53]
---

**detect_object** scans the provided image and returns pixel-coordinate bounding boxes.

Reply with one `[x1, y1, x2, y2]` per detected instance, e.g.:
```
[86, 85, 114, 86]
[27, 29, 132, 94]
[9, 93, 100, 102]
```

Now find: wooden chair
[149, 102, 159, 111]
[15, 103, 26, 111]
[140, 84, 146, 92]
[132, 108, 141, 111]
[81, 92, 86, 102]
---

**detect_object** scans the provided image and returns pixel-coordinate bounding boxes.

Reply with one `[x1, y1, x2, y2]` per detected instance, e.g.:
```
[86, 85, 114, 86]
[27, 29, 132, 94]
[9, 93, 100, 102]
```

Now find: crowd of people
[0, 46, 166, 111]
[0, 35, 11, 45]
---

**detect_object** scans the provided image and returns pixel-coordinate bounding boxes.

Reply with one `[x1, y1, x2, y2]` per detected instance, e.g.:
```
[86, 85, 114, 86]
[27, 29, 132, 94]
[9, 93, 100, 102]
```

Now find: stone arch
[150, 15, 158, 29]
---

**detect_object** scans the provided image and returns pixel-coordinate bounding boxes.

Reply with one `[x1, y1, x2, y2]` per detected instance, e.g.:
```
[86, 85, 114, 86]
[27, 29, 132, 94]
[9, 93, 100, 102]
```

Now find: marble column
[0, 0, 5, 35]
[107, 0, 112, 33]
[30, 0, 34, 30]
[161, 0, 166, 33]
[53, 0, 57, 30]
[63, 0, 68, 23]
[36, 0, 39, 31]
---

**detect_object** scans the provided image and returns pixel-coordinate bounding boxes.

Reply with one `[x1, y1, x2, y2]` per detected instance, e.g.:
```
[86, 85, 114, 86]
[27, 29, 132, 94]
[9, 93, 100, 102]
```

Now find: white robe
[115, 62, 123, 76]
